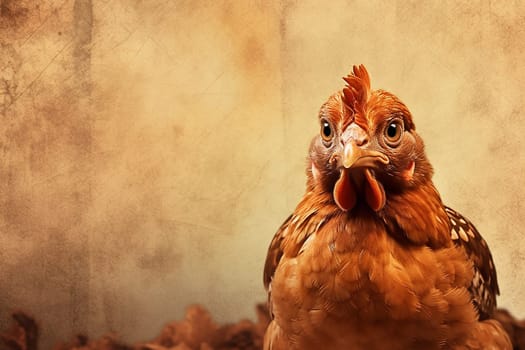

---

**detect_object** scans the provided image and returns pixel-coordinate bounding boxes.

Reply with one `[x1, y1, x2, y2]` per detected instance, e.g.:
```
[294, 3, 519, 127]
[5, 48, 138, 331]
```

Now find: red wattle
[333, 170, 356, 211]
[364, 169, 386, 212]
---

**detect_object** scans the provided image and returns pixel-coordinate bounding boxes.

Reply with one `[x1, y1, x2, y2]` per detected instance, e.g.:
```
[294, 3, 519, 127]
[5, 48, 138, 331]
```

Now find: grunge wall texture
[1, 0, 524, 348]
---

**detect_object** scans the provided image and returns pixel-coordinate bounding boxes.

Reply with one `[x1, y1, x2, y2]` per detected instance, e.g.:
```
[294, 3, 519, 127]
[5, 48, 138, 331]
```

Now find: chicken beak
[342, 142, 389, 169]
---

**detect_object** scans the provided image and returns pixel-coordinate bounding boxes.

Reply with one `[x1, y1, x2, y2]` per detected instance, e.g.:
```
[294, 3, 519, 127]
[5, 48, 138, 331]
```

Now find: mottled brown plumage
[445, 206, 500, 320]
[263, 65, 511, 349]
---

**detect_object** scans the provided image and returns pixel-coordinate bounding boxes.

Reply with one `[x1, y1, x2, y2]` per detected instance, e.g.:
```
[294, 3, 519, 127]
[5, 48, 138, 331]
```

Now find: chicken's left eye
[384, 120, 403, 146]
[321, 120, 333, 142]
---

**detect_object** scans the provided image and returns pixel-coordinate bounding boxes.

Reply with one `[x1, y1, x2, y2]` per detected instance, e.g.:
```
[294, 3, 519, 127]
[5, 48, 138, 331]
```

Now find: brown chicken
[263, 65, 512, 349]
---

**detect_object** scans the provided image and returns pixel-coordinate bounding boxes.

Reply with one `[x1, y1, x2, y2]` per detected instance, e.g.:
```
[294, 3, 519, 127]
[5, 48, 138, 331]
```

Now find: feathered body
[263, 66, 511, 349]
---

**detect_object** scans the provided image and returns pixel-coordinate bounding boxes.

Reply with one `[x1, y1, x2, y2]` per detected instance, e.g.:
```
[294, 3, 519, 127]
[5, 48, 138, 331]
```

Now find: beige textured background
[1, 0, 524, 348]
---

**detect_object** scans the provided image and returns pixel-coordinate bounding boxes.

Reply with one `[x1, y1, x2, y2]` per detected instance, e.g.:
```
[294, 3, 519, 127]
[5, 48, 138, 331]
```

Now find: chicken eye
[384, 120, 403, 146]
[321, 120, 333, 142]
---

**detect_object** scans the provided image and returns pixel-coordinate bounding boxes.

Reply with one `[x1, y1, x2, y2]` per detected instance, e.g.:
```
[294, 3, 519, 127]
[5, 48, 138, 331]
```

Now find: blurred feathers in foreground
[1, 304, 270, 350]
[1, 306, 524, 350]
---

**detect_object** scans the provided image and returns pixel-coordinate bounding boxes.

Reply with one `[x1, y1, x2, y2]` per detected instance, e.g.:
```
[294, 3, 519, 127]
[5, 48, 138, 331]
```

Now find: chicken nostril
[341, 123, 370, 148]
[342, 137, 369, 147]
[356, 137, 369, 147]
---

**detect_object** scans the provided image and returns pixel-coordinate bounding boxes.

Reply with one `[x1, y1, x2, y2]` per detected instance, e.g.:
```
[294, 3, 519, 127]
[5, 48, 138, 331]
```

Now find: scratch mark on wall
[19, 0, 69, 47]
[6, 41, 72, 110]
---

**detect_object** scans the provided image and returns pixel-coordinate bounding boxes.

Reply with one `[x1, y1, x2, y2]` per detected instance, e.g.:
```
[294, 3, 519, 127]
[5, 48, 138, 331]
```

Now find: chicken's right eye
[321, 120, 333, 142]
